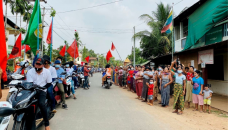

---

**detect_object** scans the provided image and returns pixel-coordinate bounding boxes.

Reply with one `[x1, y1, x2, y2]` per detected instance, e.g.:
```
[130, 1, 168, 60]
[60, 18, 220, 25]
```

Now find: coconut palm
[133, 2, 172, 59]
[10, 0, 26, 28]
[23, 3, 33, 31]
[3, 0, 13, 32]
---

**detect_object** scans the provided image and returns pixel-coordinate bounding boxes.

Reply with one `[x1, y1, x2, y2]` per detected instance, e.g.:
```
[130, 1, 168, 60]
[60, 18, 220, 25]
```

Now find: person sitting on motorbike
[13, 60, 30, 78]
[26, 58, 52, 130]
[54, 60, 67, 109]
[43, 55, 57, 113]
[65, 64, 77, 99]
[102, 64, 111, 86]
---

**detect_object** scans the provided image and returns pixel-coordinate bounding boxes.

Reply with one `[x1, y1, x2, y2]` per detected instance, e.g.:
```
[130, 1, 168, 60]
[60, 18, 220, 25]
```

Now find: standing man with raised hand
[83, 63, 90, 90]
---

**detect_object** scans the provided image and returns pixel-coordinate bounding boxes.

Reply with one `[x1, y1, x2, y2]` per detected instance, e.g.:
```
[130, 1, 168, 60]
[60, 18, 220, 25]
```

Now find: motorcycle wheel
[107, 84, 110, 89]
[12, 120, 26, 130]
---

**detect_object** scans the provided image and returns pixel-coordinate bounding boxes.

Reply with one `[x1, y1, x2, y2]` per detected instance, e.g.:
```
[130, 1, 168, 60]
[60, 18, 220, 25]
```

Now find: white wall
[209, 80, 228, 96]
[175, 39, 182, 52]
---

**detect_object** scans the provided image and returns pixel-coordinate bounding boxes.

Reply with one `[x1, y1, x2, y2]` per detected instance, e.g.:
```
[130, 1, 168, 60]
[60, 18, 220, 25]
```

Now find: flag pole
[171, 4, 174, 61]
[50, 17, 53, 62]
[112, 41, 122, 62]
[37, 0, 40, 57]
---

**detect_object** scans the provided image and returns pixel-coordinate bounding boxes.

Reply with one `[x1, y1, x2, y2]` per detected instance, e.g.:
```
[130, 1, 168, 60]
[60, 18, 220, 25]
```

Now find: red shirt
[84, 67, 90, 76]
[129, 70, 134, 78]
[186, 72, 194, 81]
[148, 84, 154, 95]
[127, 76, 130, 81]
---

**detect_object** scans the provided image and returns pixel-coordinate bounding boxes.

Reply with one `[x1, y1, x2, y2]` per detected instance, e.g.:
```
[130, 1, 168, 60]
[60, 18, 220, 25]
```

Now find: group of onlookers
[110, 59, 213, 115]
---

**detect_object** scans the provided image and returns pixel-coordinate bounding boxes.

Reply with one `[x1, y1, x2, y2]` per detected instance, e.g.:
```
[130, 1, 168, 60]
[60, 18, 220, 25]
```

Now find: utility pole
[133, 26, 135, 67]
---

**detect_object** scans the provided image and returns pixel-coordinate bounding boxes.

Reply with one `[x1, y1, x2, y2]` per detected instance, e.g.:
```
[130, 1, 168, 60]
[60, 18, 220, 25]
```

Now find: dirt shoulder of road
[120, 86, 228, 130]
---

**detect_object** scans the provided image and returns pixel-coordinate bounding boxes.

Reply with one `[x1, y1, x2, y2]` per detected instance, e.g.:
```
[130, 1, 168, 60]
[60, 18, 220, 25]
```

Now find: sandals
[172, 111, 178, 113]
[177, 112, 183, 115]
[193, 109, 198, 111]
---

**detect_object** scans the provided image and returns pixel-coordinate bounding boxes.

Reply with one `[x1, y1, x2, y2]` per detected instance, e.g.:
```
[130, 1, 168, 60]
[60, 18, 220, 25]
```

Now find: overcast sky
[4, 0, 199, 60]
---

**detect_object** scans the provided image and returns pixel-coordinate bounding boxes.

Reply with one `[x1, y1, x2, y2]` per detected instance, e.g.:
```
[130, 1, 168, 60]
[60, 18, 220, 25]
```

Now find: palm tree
[74, 31, 82, 47]
[133, 2, 172, 59]
[10, 0, 25, 28]
[23, 3, 33, 31]
[3, 0, 12, 32]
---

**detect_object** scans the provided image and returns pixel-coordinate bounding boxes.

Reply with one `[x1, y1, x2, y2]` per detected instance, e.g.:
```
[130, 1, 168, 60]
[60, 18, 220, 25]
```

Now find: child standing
[203, 84, 213, 114]
[146, 79, 154, 106]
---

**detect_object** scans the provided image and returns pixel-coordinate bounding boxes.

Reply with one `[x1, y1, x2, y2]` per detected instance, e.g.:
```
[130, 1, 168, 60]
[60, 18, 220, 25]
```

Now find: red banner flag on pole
[106, 50, 113, 63]
[0, 0, 8, 82]
[67, 40, 79, 58]
[46, 21, 52, 44]
[59, 45, 66, 57]
[22, 45, 31, 53]
[111, 42, 115, 51]
[85, 56, 89, 63]
[8, 33, 22, 60]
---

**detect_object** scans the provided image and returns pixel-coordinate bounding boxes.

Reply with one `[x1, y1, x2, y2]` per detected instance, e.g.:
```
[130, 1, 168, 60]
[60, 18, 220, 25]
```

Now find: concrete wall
[209, 80, 228, 96]
[177, 52, 199, 69]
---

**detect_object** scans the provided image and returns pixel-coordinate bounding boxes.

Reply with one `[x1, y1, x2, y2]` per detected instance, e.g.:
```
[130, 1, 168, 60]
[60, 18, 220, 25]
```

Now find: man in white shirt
[43, 55, 57, 113]
[27, 58, 52, 130]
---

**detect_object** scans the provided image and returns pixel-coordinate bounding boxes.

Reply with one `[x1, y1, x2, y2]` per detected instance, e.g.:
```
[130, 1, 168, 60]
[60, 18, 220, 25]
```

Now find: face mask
[195, 74, 198, 78]
[17, 64, 20, 66]
[177, 70, 182, 74]
[55, 65, 60, 68]
[131, 68, 134, 70]
[35, 67, 43, 72]
[150, 82, 153, 84]
[66, 65, 69, 67]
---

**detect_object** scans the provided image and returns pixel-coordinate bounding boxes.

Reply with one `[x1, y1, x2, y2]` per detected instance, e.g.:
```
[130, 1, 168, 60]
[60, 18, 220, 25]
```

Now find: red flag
[22, 45, 31, 53]
[85, 56, 89, 63]
[106, 50, 113, 63]
[59, 45, 66, 57]
[0, 1, 8, 82]
[46, 21, 52, 44]
[111, 42, 115, 51]
[8, 33, 22, 60]
[67, 40, 79, 58]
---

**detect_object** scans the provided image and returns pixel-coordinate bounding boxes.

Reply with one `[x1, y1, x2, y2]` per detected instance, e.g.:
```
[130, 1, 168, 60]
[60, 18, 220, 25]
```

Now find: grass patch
[211, 110, 228, 118]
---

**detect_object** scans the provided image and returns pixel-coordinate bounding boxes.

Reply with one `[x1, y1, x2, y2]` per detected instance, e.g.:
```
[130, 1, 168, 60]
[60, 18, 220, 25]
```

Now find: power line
[57, 0, 124, 14]
[174, 0, 184, 6]
[44, 21, 66, 41]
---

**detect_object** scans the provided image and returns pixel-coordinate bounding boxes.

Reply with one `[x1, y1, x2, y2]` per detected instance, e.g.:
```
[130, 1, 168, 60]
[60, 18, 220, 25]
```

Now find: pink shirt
[135, 71, 143, 82]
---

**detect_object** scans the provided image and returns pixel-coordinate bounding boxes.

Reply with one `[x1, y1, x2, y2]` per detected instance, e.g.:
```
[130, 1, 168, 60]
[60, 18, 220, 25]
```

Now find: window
[224, 23, 228, 36]
[175, 25, 180, 40]
[77, 58, 79, 61]
[181, 38, 186, 49]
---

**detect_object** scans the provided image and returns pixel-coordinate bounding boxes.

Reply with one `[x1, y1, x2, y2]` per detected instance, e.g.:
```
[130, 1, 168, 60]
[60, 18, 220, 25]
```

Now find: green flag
[22, 0, 42, 55]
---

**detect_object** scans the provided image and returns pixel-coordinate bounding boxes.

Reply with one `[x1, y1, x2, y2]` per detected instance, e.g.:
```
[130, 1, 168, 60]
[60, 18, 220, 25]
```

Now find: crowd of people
[0, 52, 96, 130]
[102, 59, 213, 115]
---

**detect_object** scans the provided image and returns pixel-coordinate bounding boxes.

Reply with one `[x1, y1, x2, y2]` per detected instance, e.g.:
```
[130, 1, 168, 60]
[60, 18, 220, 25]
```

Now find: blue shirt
[73, 65, 77, 71]
[192, 77, 204, 95]
[175, 73, 186, 85]
[56, 67, 65, 83]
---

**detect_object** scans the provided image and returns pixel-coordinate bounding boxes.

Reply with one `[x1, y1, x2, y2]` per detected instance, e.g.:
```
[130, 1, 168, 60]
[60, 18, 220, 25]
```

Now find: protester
[133, 66, 138, 92]
[141, 67, 153, 102]
[190, 70, 204, 113]
[43, 55, 57, 113]
[146, 79, 154, 106]
[112, 66, 115, 83]
[122, 67, 127, 89]
[170, 59, 186, 115]
[183, 64, 194, 108]
[159, 67, 173, 107]
[118, 66, 123, 87]
[203, 84, 213, 114]
[128, 67, 134, 92]
[55, 60, 67, 109]
[135, 66, 143, 99]
[83, 63, 90, 89]
[153, 70, 159, 101]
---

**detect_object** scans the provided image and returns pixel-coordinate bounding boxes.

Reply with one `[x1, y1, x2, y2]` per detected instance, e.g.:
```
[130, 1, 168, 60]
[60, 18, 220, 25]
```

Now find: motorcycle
[79, 72, 85, 88]
[0, 101, 12, 130]
[6, 74, 24, 101]
[0, 82, 55, 130]
[103, 76, 112, 89]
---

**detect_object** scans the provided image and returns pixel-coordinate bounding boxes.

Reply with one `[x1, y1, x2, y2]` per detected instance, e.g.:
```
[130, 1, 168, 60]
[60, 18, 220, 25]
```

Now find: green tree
[23, 3, 33, 31]
[74, 31, 82, 47]
[10, 0, 26, 27]
[127, 47, 147, 64]
[133, 2, 172, 59]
